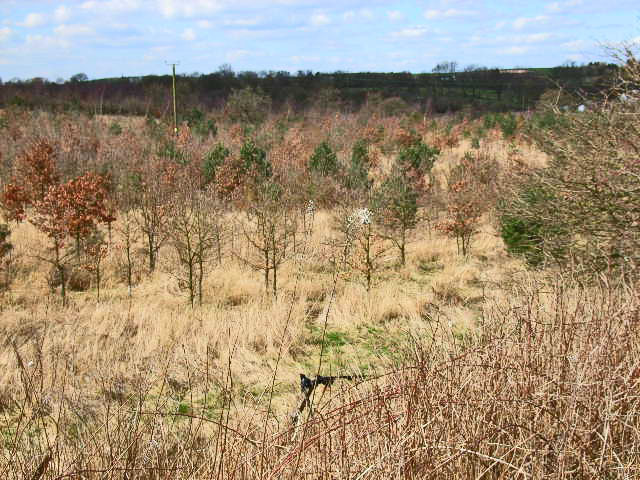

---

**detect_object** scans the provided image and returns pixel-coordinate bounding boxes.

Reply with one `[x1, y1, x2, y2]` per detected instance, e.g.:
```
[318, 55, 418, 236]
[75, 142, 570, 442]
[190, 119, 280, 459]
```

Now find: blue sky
[0, 0, 638, 80]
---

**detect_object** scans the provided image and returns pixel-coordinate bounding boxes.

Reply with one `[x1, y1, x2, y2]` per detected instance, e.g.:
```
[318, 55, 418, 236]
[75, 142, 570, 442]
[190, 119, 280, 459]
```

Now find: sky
[0, 0, 639, 81]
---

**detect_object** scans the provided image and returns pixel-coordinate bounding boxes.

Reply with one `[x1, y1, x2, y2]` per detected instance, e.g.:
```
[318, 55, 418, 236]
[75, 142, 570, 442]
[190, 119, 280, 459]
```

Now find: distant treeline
[0, 62, 617, 117]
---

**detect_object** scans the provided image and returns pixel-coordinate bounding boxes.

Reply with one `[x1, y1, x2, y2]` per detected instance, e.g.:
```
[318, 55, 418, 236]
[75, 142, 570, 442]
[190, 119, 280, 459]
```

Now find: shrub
[499, 49, 640, 275]
[397, 141, 439, 172]
[380, 96, 408, 117]
[183, 108, 217, 137]
[240, 139, 271, 179]
[202, 143, 230, 185]
[309, 141, 339, 177]
[498, 185, 560, 267]
[497, 112, 518, 138]
[225, 87, 271, 126]
[67, 265, 92, 292]
[158, 138, 185, 163]
[344, 139, 371, 191]
[484, 112, 518, 138]
[109, 121, 122, 135]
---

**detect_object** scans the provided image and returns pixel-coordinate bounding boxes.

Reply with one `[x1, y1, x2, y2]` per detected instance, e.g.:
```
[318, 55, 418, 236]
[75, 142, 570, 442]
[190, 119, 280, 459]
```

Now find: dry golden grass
[2, 110, 637, 479]
[1, 207, 508, 401]
[0, 127, 539, 439]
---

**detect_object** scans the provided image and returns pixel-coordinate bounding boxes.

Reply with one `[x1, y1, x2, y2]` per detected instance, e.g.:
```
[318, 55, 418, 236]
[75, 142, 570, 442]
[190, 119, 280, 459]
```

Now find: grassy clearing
[1, 101, 638, 478]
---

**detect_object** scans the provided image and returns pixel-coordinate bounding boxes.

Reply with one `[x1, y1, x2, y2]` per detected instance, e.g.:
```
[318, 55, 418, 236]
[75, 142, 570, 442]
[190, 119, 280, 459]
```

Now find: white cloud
[425, 9, 476, 20]
[310, 12, 330, 27]
[523, 32, 552, 43]
[197, 20, 212, 28]
[81, 0, 142, 14]
[343, 11, 355, 21]
[225, 49, 251, 61]
[468, 32, 552, 48]
[387, 11, 404, 21]
[181, 28, 196, 41]
[54, 6, 72, 23]
[158, 0, 222, 18]
[0, 27, 11, 42]
[290, 55, 321, 63]
[500, 46, 530, 55]
[19, 13, 46, 28]
[513, 15, 548, 30]
[26, 34, 70, 49]
[224, 17, 261, 27]
[392, 27, 429, 38]
[343, 9, 373, 22]
[562, 39, 586, 50]
[54, 24, 94, 36]
[546, 0, 583, 12]
[360, 9, 373, 20]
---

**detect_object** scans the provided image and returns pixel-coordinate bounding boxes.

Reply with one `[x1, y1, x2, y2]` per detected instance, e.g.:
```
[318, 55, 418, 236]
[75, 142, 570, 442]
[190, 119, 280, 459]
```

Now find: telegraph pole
[166, 62, 180, 135]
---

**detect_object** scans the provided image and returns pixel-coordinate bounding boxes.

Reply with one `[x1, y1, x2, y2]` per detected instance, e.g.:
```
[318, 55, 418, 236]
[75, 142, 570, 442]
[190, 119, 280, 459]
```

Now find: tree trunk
[126, 239, 133, 298]
[55, 242, 66, 307]
[96, 263, 101, 301]
[188, 260, 194, 308]
[198, 254, 204, 306]
[264, 249, 270, 293]
[75, 233, 81, 259]
[216, 230, 222, 265]
[147, 232, 156, 272]
[365, 229, 372, 292]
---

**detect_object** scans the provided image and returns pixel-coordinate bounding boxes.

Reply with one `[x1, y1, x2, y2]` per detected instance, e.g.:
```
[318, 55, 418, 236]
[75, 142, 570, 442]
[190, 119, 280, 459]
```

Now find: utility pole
[166, 62, 180, 136]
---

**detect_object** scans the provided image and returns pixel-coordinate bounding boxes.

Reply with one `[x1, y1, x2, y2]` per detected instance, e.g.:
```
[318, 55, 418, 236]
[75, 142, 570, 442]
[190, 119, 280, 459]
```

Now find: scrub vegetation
[0, 48, 638, 479]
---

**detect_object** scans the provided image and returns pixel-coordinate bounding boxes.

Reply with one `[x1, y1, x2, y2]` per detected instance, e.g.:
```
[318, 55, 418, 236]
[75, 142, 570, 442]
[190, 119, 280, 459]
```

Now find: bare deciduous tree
[236, 183, 297, 298]
[169, 182, 225, 306]
[132, 160, 175, 273]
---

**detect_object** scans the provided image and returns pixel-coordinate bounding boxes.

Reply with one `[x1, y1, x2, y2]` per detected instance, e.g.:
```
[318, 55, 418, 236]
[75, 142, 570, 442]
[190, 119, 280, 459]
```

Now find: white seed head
[306, 200, 315, 215]
[356, 208, 372, 225]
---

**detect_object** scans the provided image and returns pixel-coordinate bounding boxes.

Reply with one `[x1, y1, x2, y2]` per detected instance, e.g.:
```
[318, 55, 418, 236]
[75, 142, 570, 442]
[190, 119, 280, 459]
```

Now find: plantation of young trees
[0, 49, 638, 479]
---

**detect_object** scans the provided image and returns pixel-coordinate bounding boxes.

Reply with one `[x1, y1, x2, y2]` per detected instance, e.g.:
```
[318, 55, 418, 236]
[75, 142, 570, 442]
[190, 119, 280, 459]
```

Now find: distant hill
[0, 62, 617, 117]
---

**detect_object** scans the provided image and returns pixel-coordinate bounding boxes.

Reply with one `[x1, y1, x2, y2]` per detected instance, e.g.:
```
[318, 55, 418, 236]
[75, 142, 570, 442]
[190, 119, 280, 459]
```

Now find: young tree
[437, 179, 483, 257]
[1, 139, 60, 222]
[31, 183, 75, 305]
[377, 141, 439, 265]
[1, 140, 114, 303]
[332, 205, 389, 292]
[236, 182, 297, 298]
[169, 183, 224, 306]
[376, 173, 420, 266]
[309, 141, 339, 177]
[114, 181, 139, 297]
[132, 161, 175, 272]
[438, 150, 496, 257]
[344, 139, 372, 191]
[83, 230, 108, 301]
[64, 172, 114, 258]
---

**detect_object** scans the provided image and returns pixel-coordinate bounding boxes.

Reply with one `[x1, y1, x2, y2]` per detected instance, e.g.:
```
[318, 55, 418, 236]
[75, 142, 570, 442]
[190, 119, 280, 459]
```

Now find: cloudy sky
[0, 0, 638, 80]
